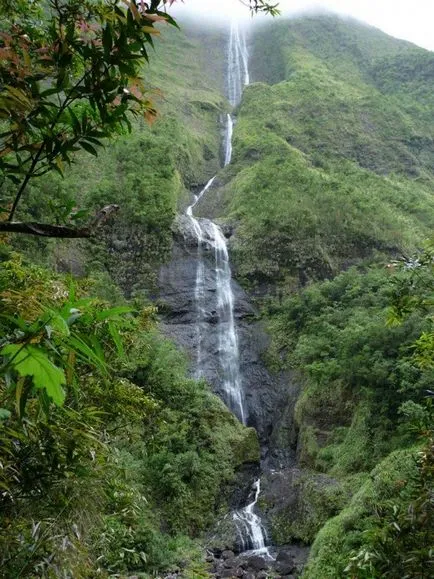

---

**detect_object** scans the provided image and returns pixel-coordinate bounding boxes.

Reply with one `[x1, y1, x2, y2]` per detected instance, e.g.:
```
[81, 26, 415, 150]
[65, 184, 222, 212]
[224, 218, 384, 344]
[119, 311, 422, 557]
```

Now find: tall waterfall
[186, 21, 269, 555]
[185, 20, 250, 423]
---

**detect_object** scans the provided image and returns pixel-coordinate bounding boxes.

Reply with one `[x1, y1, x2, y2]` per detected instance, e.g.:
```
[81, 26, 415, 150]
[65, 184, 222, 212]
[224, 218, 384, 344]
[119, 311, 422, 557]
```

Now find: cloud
[169, 0, 434, 50]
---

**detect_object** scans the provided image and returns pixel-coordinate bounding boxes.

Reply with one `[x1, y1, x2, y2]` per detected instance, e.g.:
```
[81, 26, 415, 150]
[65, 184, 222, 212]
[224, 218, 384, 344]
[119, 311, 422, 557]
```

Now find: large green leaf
[1, 344, 66, 405]
[95, 306, 134, 321]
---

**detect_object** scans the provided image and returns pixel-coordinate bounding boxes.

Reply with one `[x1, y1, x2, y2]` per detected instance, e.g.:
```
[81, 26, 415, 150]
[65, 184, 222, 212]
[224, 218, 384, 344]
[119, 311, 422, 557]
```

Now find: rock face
[157, 225, 297, 452]
[260, 468, 345, 545]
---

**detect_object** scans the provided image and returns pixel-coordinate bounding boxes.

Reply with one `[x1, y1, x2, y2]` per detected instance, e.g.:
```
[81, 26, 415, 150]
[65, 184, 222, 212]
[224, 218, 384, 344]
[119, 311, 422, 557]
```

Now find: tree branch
[0, 205, 119, 238]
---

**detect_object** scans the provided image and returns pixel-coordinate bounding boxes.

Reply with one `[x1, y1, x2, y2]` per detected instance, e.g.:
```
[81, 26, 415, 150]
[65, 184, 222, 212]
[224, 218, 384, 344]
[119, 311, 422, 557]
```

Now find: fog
[169, 0, 434, 51]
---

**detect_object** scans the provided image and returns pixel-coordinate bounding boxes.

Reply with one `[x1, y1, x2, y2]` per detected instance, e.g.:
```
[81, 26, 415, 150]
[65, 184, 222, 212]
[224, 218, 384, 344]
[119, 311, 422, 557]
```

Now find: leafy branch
[0, 0, 177, 230]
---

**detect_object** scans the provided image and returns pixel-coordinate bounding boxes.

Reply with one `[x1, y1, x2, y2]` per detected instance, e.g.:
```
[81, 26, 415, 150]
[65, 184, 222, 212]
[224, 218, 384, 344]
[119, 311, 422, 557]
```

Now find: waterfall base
[205, 544, 310, 578]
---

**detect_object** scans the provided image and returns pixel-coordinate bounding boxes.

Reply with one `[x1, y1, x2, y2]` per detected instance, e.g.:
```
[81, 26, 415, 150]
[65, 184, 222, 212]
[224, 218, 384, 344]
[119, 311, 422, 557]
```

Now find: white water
[227, 20, 250, 107]
[185, 21, 250, 422]
[233, 479, 271, 557]
[186, 21, 269, 555]
[186, 177, 216, 378]
[223, 113, 233, 167]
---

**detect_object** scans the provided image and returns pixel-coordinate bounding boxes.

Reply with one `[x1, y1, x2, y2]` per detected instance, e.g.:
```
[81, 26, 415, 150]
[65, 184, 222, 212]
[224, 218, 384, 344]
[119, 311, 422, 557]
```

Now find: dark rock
[222, 550, 235, 560]
[206, 554, 215, 563]
[220, 569, 238, 578]
[157, 235, 296, 448]
[244, 574, 255, 579]
[257, 572, 268, 579]
[275, 551, 296, 575]
[235, 568, 245, 578]
[224, 558, 236, 569]
[246, 555, 268, 572]
[260, 465, 342, 547]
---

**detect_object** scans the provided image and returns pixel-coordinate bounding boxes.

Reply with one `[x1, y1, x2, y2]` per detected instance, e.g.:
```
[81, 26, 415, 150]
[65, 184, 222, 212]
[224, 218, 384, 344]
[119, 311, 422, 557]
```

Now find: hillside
[202, 15, 433, 577]
[200, 16, 434, 290]
[11, 21, 228, 295]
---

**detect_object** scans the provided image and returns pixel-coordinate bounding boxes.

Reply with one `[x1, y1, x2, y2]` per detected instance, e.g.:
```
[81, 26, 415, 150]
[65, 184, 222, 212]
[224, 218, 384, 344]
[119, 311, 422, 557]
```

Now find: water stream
[233, 479, 271, 556]
[186, 20, 269, 556]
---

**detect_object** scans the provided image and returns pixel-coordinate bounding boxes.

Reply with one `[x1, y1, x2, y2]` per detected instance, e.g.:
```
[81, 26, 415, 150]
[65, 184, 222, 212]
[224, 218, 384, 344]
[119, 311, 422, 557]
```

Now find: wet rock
[246, 555, 268, 572]
[206, 554, 215, 563]
[224, 558, 236, 569]
[220, 569, 238, 578]
[275, 551, 296, 575]
[206, 516, 239, 554]
[260, 467, 343, 546]
[157, 236, 295, 448]
[222, 550, 235, 560]
[235, 568, 245, 578]
[257, 572, 268, 579]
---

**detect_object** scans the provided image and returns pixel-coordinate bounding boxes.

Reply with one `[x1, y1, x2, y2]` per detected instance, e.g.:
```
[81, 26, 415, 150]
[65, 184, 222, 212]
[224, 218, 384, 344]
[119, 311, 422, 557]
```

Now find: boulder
[246, 555, 268, 572]
[220, 570, 238, 578]
[222, 550, 235, 560]
[275, 551, 296, 575]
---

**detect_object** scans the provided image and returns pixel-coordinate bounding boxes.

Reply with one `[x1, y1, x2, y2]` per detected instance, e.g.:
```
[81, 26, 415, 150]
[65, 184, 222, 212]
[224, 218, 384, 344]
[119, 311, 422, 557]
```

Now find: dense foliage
[263, 254, 433, 575]
[0, 245, 257, 576]
[1, 9, 433, 578]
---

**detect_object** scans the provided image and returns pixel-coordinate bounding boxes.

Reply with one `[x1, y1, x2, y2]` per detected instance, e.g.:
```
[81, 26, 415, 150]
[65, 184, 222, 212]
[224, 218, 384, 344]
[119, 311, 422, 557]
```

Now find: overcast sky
[170, 0, 434, 51]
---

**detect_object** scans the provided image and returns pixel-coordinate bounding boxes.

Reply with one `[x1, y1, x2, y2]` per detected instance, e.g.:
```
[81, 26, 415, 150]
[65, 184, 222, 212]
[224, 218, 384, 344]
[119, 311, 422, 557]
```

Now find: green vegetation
[213, 16, 434, 289]
[9, 20, 227, 293]
[263, 252, 433, 575]
[0, 7, 256, 576]
[0, 247, 258, 576]
[2, 8, 433, 577]
[207, 15, 434, 576]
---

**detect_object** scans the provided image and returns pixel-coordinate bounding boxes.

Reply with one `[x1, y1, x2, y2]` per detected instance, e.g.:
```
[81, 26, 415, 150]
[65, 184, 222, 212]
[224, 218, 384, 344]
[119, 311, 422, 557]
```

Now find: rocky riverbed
[205, 545, 309, 578]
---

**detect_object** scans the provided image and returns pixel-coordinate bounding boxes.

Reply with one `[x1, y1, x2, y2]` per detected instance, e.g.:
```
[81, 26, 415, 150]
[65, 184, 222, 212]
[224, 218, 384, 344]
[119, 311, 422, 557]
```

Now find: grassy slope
[215, 15, 434, 290]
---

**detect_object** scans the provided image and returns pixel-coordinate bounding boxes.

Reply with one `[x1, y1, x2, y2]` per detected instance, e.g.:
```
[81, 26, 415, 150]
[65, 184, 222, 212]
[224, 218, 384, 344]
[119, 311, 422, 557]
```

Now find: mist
[169, 0, 434, 51]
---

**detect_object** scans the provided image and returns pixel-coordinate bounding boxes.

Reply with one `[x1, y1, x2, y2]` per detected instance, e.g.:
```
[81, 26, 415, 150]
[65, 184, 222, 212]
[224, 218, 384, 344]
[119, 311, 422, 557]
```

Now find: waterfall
[223, 114, 233, 167]
[186, 177, 216, 378]
[185, 186, 245, 424]
[210, 221, 245, 425]
[227, 20, 250, 107]
[233, 479, 270, 556]
[186, 20, 269, 556]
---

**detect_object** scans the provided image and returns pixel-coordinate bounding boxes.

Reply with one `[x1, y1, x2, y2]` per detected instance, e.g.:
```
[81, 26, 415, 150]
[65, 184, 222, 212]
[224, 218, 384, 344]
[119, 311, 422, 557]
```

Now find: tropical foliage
[0, 246, 256, 576]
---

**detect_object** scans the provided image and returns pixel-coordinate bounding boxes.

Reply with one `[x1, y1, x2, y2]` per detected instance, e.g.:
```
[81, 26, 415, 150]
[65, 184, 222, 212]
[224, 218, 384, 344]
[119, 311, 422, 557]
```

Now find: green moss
[232, 426, 261, 465]
[271, 474, 348, 545]
[304, 447, 425, 578]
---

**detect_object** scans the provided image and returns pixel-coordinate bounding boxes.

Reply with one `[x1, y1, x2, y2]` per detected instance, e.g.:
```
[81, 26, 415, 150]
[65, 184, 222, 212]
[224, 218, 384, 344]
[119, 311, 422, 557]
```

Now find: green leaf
[95, 306, 134, 321]
[68, 334, 107, 374]
[108, 321, 125, 358]
[0, 408, 11, 421]
[80, 141, 99, 156]
[1, 344, 66, 405]
[44, 311, 71, 337]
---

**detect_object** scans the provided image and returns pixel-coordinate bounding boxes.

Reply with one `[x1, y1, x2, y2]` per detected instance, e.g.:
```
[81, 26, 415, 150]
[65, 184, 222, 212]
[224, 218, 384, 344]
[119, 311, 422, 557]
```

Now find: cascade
[185, 20, 269, 555]
[233, 479, 270, 556]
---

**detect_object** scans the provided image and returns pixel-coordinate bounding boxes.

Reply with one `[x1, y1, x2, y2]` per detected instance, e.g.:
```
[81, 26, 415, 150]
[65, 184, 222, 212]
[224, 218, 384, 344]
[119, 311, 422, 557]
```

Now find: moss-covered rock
[304, 447, 425, 578]
[260, 468, 348, 545]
